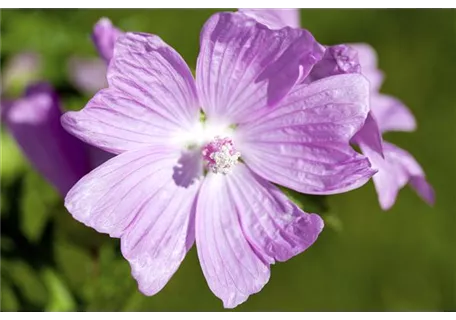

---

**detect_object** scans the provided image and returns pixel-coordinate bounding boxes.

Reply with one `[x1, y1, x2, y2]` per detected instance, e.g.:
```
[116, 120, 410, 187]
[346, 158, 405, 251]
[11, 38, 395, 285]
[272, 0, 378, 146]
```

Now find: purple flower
[351, 44, 434, 210]
[244, 9, 434, 210]
[61, 12, 374, 308]
[3, 83, 112, 195]
[92, 17, 123, 64]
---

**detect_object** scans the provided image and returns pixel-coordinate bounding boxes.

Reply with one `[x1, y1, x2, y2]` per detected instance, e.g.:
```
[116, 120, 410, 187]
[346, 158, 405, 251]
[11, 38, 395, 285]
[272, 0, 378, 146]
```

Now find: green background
[1, 9, 455, 311]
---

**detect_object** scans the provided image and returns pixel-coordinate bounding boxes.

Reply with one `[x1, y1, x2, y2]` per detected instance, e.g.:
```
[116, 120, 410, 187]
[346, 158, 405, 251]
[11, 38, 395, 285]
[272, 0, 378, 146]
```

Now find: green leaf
[85, 243, 137, 311]
[54, 206, 109, 249]
[322, 213, 344, 233]
[1, 259, 48, 308]
[20, 169, 60, 243]
[280, 186, 329, 214]
[0, 277, 19, 311]
[0, 130, 27, 185]
[279, 187, 344, 232]
[1, 190, 11, 219]
[1, 236, 16, 252]
[54, 236, 93, 297]
[63, 95, 90, 112]
[42, 268, 76, 312]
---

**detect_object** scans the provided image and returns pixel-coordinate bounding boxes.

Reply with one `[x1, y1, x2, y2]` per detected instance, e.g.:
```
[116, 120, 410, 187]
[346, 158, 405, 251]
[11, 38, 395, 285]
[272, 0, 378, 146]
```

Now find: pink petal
[92, 17, 123, 63]
[67, 56, 108, 94]
[196, 12, 323, 124]
[370, 94, 417, 133]
[349, 43, 384, 92]
[196, 164, 323, 308]
[65, 146, 202, 294]
[237, 74, 375, 195]
[238, 8, 300, 29]
[351, 111, 384, 158]
[3, 83, 90, 195]
[361, 141, 434, 210]
[62, 32, 199, 154]
[305, 44, 361, 83]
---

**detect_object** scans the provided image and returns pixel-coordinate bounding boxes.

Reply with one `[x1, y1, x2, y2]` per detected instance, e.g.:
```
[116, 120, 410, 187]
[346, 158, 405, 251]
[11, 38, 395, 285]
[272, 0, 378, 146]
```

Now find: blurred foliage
[1, 9, 455, 311]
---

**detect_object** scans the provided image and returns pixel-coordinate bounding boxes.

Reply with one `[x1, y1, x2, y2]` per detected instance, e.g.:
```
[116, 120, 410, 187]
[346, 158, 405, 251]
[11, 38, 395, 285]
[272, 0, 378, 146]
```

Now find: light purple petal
[196, 165, 269, 308]
[67, 56, 108, 94]
[237, 74, 375, 195]
[92, 17, 123, 64]
[238, 8, 300, 29]
[306, 44, 361, 83]
[370, 94, 417, 133]
[349, 43, 384, 92]
[361, 141, 434, 210]
[227, 165, 324, 264]
[196, 164, 323, 308]
[351, 112, 384, 158]
[65, 146, 202, 294]
[3, 83, 90, 195]
[62, 32, 200, 154]
[196, 12, 323, 124]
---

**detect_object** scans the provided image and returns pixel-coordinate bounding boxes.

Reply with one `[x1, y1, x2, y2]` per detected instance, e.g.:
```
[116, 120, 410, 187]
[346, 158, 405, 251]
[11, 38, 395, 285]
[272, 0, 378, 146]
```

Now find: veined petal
[237, 74, 375, 195]
[362, 141, 434, 210]
[349, 43, 384, 92]
[238, 8, 300, 29]
[196, 12, 323, 124]
[305, 44, 361, 83]
[228, 165, 324, 264]
[195, 165, 269, 308]
[65, 146, 202, 294]
[92, 17, 123, 63]
[3, 83, 90, 195]
[370, 94, 417, 133]
[196, 164, 323, 308]
[62, 32, 200, 154]
[351, 112, 384, 158]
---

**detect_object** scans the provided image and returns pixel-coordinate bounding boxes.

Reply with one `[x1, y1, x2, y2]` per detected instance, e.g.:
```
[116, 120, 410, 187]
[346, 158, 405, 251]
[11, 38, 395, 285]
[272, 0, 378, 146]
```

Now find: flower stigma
[202, 136, 241, 175]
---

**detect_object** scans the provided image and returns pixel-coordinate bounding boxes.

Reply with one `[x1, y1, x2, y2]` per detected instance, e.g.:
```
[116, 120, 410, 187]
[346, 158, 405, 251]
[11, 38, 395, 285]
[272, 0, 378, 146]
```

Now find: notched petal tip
[197, 11, 322, 123]
[238, 8, 301, 30]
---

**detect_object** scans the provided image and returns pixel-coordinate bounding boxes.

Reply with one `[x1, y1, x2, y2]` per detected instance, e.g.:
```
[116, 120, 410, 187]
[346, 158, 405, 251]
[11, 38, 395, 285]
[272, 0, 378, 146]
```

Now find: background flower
[2, 83, 113, 196]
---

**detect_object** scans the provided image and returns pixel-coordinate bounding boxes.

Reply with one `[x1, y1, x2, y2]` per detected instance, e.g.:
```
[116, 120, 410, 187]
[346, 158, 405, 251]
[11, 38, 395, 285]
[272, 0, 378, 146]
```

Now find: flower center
[202, 136, 241, 174]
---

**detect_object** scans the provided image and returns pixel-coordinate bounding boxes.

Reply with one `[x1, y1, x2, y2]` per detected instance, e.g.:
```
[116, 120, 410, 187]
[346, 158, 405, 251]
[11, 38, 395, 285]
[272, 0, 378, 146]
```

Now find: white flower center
[202, 136, 241, 174]
[171, 115, 241, 175]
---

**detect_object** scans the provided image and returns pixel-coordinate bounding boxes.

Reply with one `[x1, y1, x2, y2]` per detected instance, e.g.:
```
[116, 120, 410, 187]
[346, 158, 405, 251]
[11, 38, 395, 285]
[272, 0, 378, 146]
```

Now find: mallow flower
[61, 12, 374, 308]
[241, 9, 434, 210]
[2, 83, 112, 195]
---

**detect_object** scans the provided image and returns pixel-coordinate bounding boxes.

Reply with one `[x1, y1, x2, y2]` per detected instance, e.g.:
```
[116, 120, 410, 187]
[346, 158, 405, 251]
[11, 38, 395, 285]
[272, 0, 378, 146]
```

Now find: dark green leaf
[20, 169, 59, 242]
[0, 277, 19, 311]
[1, 259, 48, 308]
[54, 235, 93, 298]
[85, 243, 137, 311]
